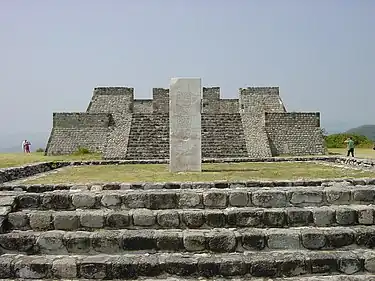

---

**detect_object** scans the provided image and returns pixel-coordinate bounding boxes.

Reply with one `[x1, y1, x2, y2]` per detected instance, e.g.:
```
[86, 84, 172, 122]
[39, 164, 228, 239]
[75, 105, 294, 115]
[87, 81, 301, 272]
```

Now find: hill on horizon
[346, 125, 375, 141]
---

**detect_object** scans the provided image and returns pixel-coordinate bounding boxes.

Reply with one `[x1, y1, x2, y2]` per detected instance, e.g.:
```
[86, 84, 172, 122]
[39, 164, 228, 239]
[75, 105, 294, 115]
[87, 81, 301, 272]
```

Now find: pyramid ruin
[45, 83, 325, 159]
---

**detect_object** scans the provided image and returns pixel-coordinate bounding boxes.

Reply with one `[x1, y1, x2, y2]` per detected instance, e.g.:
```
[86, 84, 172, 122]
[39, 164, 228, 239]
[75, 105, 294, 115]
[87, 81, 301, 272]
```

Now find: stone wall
[52, 113, 113, 128]
[265, 112, 325, 156]
[239, 87, 286, 113]
[219, 99, 239, 113]
[87, 87, 134, 113]
[152, 88, 169, 113]
[133, 100, 153, 113]
[46, 113, 112, 155]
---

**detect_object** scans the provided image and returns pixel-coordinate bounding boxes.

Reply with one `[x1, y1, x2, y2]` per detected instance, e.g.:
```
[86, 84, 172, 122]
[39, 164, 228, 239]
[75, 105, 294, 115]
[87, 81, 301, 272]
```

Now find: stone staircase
[125, 113, 169, 160]
[125, 113, 249, 160]
[202, 113, 248, 158]
[1, 183, 375, 279]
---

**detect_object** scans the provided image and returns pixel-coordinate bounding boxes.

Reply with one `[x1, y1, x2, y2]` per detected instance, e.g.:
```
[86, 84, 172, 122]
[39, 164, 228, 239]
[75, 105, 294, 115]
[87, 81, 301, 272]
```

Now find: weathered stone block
[0, 256, 12, 278]
[29, 212, 52, 230]
[91, 231, 121, 253]
[149, 192, 178, 209]
[54, 212, 79, 230]
[157, 211, 180, 228]
[267, 229, 300, 249]
[52, 257, 77, 278]
[313, 207, 335, 226]
[357, 207, 374, 225]
[205, 210, 226, 227]
[263, 209, 286, 227]
[206, 231, 236, 252]
[163, 255, 198, 276]
[355, 227, 375, 248]
[80, 211, 105, 228]
[72, 193, 96, 208]
[0, 196, 15, 206]
[219, 255, 247, 276]
[122, 193, 149, 209]
[179, 192, 202, 208]
[156, 231, 184, 251]
[14, 256, 51, 279]
[79, 256, 109, 279]
[353, 188, 375, 202]
[169, 77, 202, 172]
[0, 232, 36, 252]
[325, 228, 354, 248]
[337, 254, 362, 274]
[203, 192, 227, 208]
[301, 229, 326, 249]
[228, 191, 249, 207]
[364, 253, 375, 272]
[17, 194, 40, 209]
[182, 211, 205, 228]
[241, 229, 265, 250]
[228, 209, 263, 227]
[41, 193, 71, 210]
[36, 231, 65, 253]
[101, 194, 121, 208]
[183, 231, 206, 251]
[8, 212, 29, 229]
[309, 252, 337, 273]
[122, 230, 156, 250]
[106, 212, 130, 228]
[132, 209, 155, 226]
[325, 187, 351, 204]
[289, 190, 323, 205]
[251, 191, 287, 207]
[336, 207, 357, 225]
[287, 208, 312, 226]
[63, 231, 91, 253]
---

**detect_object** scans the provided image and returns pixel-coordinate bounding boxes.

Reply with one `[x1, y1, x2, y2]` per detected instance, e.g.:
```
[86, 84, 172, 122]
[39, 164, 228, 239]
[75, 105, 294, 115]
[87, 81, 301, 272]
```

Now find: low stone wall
[0, 156, 374, 185]
[0, 162, 70, 184]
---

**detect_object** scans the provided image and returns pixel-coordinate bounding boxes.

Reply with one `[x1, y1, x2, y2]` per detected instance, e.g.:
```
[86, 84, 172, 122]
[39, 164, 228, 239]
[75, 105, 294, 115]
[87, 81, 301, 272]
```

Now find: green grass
[23, 162, 375, 184]
[0, 148, 374, 169]
[0, 152, 101, 169]
[328, 148, 375, 159]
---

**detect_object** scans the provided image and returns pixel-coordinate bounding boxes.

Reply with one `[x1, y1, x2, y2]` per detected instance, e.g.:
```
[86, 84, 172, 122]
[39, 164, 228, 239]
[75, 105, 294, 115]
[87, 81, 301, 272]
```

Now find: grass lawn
[328, 148, 375, 159]
[0, 148, 374, 169]
[0, 152, 101, 169]
[23, 162, 375, 184]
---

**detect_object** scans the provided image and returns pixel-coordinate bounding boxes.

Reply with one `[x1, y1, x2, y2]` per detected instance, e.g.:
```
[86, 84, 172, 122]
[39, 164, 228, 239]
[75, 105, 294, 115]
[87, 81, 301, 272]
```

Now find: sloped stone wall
[265, 112, 325, 156]
[45, 113, 112, 155]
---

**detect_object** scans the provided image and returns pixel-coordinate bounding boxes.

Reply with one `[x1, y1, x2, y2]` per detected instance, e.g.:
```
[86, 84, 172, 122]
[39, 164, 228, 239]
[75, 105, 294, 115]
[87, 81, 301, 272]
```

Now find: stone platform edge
[0, 156, 374, 184]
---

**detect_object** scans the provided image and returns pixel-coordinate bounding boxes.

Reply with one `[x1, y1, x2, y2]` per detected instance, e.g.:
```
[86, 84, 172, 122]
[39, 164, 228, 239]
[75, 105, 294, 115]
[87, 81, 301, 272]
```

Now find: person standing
[24, 140, 31, 153]
[22, 140, 26, 153]
[344, 137, 355, 157]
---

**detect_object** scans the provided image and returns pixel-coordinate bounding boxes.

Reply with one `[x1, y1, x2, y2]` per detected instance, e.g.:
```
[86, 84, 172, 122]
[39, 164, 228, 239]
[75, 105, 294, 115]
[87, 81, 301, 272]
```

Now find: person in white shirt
[22, 140, 26, 153]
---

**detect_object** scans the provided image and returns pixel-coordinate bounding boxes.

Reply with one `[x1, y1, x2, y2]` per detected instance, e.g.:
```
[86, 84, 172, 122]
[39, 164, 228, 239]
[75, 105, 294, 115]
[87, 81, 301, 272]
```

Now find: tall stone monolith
[169, 77, 202, 172]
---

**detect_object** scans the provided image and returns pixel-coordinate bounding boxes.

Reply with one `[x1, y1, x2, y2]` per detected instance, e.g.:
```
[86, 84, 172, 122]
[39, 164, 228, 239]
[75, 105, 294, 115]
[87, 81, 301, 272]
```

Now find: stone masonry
[45, 81, 325, 159]
[1, 179, 375, 279]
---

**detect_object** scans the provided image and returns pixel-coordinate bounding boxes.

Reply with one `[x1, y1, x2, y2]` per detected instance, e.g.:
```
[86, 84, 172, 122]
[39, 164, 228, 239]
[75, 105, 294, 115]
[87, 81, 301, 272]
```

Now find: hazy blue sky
[1, 0, 374, 148]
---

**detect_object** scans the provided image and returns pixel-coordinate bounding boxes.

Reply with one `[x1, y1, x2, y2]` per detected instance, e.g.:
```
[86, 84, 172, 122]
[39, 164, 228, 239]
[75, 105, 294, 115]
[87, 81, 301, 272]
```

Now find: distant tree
[324, 133, 373, 148]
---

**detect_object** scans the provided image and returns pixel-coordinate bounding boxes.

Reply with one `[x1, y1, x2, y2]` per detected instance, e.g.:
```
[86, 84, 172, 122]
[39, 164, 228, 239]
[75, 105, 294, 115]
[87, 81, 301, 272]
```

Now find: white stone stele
[169, 77, 202, 172]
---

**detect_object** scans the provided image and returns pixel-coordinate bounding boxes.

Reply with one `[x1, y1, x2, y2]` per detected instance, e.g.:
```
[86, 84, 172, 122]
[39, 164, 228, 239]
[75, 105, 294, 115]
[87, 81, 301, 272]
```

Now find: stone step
[11, 186, 375, 211]
[2, 276, 373, 281]
[7, 205, 375, 231]
[0, 250, 374, 279]
[2, 226, 375, 255]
